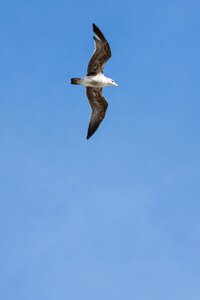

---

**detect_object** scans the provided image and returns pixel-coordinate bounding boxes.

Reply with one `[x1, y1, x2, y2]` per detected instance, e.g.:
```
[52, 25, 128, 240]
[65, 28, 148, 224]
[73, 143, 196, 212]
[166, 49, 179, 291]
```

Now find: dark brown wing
[87, 24, 111, 76]
[86, 87, 108, 139]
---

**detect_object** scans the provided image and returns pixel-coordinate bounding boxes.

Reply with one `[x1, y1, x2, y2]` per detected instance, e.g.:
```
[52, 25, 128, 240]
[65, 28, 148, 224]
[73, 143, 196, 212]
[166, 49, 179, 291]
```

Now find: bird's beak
[115, 83, 119, 87]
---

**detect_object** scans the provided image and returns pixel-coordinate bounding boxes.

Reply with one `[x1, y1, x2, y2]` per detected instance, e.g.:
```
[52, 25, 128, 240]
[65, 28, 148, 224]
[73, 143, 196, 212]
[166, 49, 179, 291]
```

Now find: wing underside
[86, 87, 108, 139]
[87, 24, 111, 76]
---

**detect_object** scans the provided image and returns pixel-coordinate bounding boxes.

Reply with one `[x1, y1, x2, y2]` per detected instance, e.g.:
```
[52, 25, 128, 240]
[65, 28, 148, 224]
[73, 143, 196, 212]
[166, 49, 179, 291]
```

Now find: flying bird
[71, 23, 118, 139]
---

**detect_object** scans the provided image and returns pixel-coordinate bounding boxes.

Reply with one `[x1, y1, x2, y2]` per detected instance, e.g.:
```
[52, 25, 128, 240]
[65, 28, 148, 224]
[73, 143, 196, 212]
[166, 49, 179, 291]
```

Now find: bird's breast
[82, 74, 108, 87]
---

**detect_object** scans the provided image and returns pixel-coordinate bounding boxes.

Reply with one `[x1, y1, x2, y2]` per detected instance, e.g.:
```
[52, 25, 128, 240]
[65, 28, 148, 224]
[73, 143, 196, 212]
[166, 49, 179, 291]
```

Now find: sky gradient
[1, 0, 200, 299]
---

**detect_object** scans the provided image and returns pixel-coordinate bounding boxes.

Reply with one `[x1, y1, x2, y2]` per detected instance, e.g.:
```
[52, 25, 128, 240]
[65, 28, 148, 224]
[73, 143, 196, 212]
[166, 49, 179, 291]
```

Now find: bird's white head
[108, 78, 119, 87]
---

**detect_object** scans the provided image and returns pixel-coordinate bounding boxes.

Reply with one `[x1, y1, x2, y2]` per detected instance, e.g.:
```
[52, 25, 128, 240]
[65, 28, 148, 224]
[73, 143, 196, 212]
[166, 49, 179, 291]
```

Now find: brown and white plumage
[86, 87, 108, 139]
[87, 23, 112, 76]
[71, 23, 118, 139]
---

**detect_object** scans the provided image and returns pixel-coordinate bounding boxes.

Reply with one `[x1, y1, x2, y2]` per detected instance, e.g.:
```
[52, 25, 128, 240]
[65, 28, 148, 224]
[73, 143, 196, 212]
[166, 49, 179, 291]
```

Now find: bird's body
[71, 23, 118, 139]
[72, 73, 117, 88]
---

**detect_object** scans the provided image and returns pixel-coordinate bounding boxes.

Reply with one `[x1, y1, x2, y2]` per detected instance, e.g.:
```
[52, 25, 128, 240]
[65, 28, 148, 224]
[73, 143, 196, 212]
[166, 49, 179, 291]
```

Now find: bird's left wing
[86, 87, 108, 139]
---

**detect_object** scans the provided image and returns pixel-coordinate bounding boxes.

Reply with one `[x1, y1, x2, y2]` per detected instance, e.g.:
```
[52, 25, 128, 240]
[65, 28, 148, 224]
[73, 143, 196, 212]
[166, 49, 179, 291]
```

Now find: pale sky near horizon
[1, 0, 200, 299]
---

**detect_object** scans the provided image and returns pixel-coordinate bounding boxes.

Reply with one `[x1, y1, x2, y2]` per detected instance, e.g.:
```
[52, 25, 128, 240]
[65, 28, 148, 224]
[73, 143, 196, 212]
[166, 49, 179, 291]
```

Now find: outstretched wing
[87, 23, 111, 76]
[86, 87, 108, 139]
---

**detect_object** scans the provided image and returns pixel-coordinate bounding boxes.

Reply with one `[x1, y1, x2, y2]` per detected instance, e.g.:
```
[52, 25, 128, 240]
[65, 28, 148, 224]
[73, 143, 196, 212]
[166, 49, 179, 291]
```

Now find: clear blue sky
[1, 0, 200, 299]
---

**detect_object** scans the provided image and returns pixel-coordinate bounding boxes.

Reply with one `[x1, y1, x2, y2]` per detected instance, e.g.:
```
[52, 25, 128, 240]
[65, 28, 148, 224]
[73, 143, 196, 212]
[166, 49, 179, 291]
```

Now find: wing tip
[86, 132, 92, 140]
[92, 23, 99, 34]
[86, 123, 97, 140]
[92, 23, 106, 41]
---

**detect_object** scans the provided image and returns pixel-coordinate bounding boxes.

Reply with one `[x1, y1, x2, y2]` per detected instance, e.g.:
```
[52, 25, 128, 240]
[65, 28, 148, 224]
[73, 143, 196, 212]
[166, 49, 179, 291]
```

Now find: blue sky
[1, 0, 200, 299]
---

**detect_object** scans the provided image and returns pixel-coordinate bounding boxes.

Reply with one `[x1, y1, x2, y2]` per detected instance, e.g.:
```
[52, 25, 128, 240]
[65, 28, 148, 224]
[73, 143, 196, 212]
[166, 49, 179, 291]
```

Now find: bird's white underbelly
[81, 74, 109, 87]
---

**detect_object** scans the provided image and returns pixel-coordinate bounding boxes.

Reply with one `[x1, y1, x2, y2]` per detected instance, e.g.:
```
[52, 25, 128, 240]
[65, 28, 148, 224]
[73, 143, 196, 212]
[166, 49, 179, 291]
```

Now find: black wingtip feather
[86, 130, 93, 140]
[86, 132, 92, 140]
[92, 23, 106, 41]
[87, 124, 98, 140]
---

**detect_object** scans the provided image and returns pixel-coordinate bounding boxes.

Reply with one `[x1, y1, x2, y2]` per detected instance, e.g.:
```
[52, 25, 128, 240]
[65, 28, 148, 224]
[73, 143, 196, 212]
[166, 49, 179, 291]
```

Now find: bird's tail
[71, 78, 82, 85]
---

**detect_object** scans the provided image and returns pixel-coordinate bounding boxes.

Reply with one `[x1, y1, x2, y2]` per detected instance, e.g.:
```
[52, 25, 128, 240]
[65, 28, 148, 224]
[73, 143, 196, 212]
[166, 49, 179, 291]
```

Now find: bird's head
[109, 78, 119, 87]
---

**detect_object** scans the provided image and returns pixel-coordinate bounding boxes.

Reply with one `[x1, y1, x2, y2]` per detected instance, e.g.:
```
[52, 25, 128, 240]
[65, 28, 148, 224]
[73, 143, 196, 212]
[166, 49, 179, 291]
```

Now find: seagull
[71, 23, 118, 139]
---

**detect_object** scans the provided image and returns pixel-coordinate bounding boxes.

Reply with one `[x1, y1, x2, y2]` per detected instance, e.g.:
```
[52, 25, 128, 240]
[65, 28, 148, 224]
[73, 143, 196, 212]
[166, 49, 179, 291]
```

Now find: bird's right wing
[86, 87, 108, 139]
[87, 24, 111, 76]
